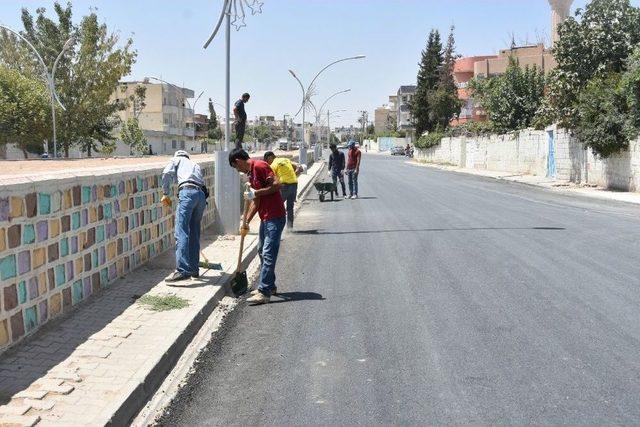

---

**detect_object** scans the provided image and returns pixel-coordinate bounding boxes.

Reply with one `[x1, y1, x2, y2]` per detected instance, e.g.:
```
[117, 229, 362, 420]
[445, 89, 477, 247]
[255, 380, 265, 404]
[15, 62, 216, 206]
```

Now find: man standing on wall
[161, 150, 207, 282]
[328, 143, 347, 198]
[233, 93, 250, 149]
[263, 151, 304, 229]
[229, 148, 286, 304]
[345, 140, 362, 199]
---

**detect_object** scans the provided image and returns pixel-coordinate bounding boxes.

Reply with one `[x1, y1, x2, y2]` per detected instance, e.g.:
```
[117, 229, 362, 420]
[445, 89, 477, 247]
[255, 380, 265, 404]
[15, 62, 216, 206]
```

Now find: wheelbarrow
[314, 182, 337, 202]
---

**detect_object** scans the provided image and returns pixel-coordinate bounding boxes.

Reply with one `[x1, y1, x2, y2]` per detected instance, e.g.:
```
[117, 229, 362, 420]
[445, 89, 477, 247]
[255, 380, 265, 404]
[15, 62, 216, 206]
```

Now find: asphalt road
[160, 154, 640, 426]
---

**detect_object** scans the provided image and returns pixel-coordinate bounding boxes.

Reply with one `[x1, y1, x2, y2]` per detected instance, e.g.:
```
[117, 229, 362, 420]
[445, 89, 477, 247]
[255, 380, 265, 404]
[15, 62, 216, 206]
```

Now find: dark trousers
[234, 121, 246, 149]
[331, 171, 346, 196]
[280, 183, 298, 227]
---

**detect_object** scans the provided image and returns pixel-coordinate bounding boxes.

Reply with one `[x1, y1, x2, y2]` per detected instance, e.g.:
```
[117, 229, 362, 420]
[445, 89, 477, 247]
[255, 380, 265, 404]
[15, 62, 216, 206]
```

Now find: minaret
[548, 0, 574, 47]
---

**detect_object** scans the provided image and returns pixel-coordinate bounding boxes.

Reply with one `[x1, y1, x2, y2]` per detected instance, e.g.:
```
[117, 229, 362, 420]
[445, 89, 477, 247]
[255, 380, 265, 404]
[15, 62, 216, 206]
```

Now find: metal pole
[225, 11, 231, 151]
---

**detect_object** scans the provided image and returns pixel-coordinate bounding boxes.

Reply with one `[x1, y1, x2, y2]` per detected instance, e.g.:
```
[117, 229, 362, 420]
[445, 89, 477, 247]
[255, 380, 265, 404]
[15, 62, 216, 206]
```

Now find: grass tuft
[137, 294, 189, 311]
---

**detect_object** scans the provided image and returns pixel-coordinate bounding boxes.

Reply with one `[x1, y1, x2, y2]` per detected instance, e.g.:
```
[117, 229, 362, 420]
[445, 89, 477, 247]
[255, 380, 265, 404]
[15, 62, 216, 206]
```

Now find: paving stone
[0, 404, 31, 415]
[14, 390, 47, 400]
[23, 399, 55, 411]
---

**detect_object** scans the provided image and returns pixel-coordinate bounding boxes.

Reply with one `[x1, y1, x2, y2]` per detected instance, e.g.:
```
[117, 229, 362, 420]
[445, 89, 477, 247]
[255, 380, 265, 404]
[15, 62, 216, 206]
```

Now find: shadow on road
[268, 291, 325, 304]
[293, 226, 565, 236]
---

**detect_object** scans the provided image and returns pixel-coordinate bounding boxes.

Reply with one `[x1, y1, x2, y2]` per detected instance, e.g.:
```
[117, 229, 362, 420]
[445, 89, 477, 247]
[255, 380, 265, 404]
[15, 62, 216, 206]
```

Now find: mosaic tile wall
[0, 160, 216, 350]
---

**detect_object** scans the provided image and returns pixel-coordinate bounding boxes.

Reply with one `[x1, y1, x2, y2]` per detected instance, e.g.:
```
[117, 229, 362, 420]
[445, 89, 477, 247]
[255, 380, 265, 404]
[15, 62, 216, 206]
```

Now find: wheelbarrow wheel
[319, 194, 325, 202]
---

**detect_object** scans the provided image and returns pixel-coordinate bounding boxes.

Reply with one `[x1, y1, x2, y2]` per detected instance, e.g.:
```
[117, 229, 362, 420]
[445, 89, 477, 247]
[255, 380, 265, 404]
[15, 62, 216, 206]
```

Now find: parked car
[390, 146, 405, 155]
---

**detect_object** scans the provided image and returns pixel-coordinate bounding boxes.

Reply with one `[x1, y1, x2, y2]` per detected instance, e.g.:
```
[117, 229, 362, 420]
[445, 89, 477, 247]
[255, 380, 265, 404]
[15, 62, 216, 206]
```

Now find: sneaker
[350, 195, 356, 199]
[353, 195, 359, 199]
[190, 272, 200, 278]
[166, 271, 190, 282]
[247, 292, 270, 304]
[343, 195, 349, 199]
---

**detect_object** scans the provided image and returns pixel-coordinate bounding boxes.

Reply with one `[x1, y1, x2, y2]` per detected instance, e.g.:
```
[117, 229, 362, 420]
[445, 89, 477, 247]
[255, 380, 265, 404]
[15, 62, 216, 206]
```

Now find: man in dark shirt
[229, 148, 286, 304]
[233, 93, 250, 149]
[328, 143, 347, 198]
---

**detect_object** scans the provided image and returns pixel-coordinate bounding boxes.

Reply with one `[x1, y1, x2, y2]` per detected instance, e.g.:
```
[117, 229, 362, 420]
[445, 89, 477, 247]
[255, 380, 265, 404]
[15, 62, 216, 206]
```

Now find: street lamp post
[288, 55, 365, 165]
[1, 24, 73, 159]
[203, 0, 263, 235]
[327, 109, 346, 146]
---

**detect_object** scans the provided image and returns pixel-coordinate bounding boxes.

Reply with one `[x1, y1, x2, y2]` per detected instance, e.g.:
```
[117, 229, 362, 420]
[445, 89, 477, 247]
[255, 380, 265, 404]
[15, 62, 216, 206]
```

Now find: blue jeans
[257, 217, 286, 295]
[175, 187, 206, 275]
[346, 169, 358, 196]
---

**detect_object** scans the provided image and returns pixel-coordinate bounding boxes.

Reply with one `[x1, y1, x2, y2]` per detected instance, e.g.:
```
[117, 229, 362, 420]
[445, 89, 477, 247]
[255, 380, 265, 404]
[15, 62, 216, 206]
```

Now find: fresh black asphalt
[159, 153, 640, 426]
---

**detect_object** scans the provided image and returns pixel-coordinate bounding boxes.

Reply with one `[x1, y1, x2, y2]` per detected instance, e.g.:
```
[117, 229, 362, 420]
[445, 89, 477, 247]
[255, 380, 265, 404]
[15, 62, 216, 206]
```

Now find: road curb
[111, 160, 326, 425]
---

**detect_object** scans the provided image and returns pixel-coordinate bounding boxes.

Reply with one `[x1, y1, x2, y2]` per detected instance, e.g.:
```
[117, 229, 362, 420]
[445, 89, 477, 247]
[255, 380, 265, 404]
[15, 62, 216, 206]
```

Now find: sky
[1, 0, 636, 127]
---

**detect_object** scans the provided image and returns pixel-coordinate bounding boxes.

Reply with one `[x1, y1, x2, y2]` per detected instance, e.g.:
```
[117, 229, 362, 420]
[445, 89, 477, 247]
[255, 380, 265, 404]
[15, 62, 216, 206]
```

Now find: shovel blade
[231, 271, 248, 296]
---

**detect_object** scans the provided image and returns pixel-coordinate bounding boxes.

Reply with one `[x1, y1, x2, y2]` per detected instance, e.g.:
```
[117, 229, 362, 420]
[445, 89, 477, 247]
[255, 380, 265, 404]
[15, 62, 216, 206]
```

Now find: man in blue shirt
[233, 93, 250, 149]
[161, 150, 207, 282]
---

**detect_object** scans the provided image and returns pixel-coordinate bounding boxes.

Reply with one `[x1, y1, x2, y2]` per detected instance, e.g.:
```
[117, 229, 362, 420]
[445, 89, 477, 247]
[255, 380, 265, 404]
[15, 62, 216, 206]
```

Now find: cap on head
[174, 150, 190, 159]
[348, 140, 356, 148]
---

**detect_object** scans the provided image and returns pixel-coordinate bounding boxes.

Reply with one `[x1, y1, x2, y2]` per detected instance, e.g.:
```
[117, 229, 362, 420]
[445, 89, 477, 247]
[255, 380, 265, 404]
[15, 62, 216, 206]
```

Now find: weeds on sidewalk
[138, 294, 189, 311]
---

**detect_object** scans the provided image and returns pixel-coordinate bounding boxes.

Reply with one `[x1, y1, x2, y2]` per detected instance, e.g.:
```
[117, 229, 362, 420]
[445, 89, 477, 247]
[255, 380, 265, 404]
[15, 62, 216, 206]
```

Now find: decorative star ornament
[203, 0, 263, 49]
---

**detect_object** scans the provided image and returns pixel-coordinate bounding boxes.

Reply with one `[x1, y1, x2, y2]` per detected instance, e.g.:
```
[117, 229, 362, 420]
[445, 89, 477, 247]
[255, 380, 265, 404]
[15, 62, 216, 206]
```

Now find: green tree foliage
[0, 65, 49, 157]
[470, 58, 546, 132]
[120, 117, 147, 155]
[428, 27, 463, 131]
[0, 2, 137, 157]
[207, 98, 223, 140]
[410, 29, 442, 136]
[541, 0, 640, 128]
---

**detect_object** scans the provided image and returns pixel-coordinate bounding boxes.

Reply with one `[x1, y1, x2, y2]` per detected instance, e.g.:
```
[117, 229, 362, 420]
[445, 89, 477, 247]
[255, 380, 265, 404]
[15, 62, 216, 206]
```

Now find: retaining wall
[416, 129, 640, 192]
[0, 160, 216, 350]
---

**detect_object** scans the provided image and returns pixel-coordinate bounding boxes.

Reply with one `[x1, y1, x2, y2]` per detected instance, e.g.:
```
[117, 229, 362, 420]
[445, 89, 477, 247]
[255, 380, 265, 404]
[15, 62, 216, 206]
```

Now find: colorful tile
[50, 293, 62, 316]
[10, 311, 24, 340]
[32, 248, 46, 269]
[0, 227, 5, 252]
[72, 280, 83, 305]
[39, 300, 48, 323]
[62, 287, 71, 311]
[22, 224, 35, 245]
[82, 186, 92, 204]
[51, 191, 61, 213]
[59, 238, 69, 257]
[28, 277, 38, 301]
[66, 261, 74, 281]
[49, 219, 60, 238]
[36, 220, 48, 242]
[70, 236, 78, 254]
[48, 243, 59, 263]
[0, 255, 16, 280]
[0, 198, 8, 221]
[81, 209, 88, 227]
[54, 264, 65, 287]
[72, 186, 81, 206]
[71, 212, 80, 230]
[0, 320, 8, 347]
[61, 215, 70, 232]
[38, 193, 51, 215]
[7, 224, 21, 249]
[10, 196, 23, 219]
[4, 284, 17, 311]
[25, 193, 37, 218]
[83, 277, 92, 299]
[24, 305, 38, 332]
[17, 251, 30, 275]
[17, 281, 27, 305]
[96, 225, 105, 243]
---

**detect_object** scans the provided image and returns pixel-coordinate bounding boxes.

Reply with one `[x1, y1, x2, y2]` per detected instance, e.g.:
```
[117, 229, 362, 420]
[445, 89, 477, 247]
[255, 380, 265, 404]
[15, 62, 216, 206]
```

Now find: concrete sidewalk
[0, 161, 324, 426]
[408, 160, 640, 206]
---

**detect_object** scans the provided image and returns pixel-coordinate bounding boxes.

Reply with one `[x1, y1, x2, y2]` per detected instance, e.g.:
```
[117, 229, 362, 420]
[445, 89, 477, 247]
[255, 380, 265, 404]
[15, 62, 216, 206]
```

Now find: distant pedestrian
[161, 150, 207, 282]
[345, 140, 361, 199]
[263, 151, 304, 229]
[328, 143, 347, 198]
[233, 93, 250, 149]
[229, 148, 286, 304]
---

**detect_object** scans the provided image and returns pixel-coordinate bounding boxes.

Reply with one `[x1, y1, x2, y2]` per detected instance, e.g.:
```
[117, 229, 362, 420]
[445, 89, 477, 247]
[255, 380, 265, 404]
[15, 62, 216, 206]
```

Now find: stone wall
[416, 129, 640, 192]
[0, 160, 216, 349]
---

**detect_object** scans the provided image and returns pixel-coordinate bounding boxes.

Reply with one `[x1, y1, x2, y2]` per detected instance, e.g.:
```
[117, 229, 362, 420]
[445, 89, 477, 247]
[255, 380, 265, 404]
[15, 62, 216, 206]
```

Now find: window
[180, 141, 185, 149]
[171, 140, 177, 149]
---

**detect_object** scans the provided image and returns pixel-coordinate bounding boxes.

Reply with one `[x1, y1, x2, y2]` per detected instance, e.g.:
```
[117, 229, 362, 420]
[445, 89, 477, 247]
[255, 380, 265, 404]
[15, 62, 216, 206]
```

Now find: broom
[230, 199, 251, 296]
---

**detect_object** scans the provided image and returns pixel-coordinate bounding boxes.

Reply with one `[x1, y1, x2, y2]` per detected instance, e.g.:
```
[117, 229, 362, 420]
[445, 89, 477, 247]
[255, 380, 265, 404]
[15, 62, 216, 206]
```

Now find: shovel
[231, 199, 251, 296]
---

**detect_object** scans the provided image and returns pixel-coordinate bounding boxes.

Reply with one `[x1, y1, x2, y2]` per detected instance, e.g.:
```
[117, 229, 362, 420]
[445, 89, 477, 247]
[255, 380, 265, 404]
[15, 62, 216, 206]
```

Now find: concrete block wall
[0, 160, 216, 350]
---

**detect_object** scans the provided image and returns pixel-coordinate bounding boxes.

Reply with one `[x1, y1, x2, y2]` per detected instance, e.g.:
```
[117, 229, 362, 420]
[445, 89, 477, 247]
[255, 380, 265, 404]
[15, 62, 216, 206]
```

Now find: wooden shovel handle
[237, 199, 251, 271]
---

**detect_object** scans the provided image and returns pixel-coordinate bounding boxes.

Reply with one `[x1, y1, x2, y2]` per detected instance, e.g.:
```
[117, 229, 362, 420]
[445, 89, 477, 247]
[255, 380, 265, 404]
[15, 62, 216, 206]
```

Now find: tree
[428, 26, 463, 131]
[470, 57, 546, 132]
[366, 123, 375, 136]
[541, 0, 640, 128]
[207, 98, 223, 140]
[0, 2, 137, 157]
[120, 117, 147, 155]
[410, 29, 442, 136]
[0, 65, 50, 157]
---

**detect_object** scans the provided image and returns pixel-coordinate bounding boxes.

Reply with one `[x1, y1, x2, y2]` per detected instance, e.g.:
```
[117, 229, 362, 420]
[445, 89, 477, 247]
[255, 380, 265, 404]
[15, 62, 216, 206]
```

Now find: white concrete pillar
[214, 150, 241, 235]
[548, 0, 574, 47]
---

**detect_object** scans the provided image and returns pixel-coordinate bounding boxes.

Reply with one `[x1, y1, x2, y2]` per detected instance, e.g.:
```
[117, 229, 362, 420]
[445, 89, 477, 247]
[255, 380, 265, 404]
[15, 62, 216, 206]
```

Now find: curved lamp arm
[203, 0, 232, 49]
[318, 89, 351, 118]
[289, 69, 306, 118]
[307, 55, 365, 95]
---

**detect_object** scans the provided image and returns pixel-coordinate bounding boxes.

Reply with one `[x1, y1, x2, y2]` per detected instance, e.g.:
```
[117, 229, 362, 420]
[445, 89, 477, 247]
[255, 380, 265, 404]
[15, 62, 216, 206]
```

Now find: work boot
[165, 271, 190, 282]
[250, 287, 277, 296]
[247, 291, 270, 304]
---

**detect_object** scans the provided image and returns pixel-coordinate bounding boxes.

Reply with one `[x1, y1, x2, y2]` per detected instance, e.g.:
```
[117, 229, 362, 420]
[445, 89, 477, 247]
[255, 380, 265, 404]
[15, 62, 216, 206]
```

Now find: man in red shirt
[346, 140, 362, 199]
[229, 148, 286, 304]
